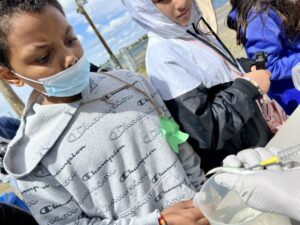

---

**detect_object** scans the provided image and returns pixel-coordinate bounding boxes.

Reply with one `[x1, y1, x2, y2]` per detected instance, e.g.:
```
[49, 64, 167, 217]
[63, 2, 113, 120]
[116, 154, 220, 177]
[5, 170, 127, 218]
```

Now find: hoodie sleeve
[136, 75, 205, 191]
[18, 167, 160, 225]
[244, 10, 300, 80]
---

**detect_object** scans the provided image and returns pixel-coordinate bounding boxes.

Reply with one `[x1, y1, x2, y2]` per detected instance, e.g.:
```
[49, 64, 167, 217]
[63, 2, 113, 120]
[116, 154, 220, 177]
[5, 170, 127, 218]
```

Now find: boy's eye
[152, 0, 163, 3]
[36, 54, 50, 64]
[65, 37, 78, 46]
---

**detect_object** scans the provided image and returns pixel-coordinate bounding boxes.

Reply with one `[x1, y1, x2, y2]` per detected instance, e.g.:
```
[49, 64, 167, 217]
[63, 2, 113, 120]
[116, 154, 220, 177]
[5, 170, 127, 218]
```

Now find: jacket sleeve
[137, 75, 205, 191]
[244, 11, 300, 80]
[165, 77, 263, 151]
[18, 167, 160, 225]
[0, 117, 20, 140]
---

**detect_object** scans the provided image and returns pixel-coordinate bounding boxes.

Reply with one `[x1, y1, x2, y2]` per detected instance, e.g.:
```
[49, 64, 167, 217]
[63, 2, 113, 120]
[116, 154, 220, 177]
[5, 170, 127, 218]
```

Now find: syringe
[248, 144, 300, 169]
[205, 145, 300, 176]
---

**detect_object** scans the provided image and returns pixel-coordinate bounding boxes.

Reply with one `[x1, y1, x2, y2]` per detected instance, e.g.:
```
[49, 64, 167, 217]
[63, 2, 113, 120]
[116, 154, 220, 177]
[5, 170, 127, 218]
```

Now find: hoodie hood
[121, 0, 202, 39]
[3, 90, 80, 178]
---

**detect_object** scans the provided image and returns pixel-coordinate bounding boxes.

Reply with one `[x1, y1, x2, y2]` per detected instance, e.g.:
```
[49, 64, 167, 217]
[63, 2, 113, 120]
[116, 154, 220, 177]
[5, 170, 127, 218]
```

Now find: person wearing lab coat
[122, 0, 273, 171]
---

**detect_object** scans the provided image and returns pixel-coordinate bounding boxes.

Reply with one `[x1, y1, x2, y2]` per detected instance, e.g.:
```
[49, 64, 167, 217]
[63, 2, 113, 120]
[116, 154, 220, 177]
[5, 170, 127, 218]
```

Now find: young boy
[0, 1, 207, 224]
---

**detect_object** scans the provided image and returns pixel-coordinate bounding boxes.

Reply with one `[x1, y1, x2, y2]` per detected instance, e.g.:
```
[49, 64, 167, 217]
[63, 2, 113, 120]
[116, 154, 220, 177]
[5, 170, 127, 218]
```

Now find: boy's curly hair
[0, 0, 64, 68]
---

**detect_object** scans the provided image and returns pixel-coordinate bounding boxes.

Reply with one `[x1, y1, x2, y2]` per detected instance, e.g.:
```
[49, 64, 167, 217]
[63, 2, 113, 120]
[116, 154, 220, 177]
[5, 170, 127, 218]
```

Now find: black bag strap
[187, 17, 244, 72]
[200, 17, 238, 64]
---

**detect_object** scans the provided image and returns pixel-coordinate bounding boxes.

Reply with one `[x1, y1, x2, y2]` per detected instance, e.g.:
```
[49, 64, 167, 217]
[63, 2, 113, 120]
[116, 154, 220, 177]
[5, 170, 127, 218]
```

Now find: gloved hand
[215, 148, 300, 221]
[222, 147, 282, 171]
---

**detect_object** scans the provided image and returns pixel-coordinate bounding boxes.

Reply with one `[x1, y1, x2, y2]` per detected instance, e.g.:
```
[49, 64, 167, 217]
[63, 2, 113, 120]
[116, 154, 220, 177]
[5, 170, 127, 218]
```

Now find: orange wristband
[158, 213, 168, 225]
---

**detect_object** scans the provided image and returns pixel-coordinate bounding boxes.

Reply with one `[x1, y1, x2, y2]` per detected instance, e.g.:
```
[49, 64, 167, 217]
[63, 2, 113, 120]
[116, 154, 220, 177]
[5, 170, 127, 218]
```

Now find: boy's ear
[0, 66, 25, 87]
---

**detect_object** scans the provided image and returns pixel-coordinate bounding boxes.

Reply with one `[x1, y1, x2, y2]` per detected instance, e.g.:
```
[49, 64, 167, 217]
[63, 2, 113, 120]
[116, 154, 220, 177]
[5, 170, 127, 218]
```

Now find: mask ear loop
[11, 70, 48, 96]
[11, 70, 42, 85]
[190, 17, 246, 74]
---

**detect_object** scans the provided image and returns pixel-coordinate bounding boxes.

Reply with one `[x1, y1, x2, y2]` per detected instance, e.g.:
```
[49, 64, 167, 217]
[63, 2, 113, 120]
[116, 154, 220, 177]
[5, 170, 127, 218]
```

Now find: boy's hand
[161, 200, 210, 225]
[244, 69, 271, 94]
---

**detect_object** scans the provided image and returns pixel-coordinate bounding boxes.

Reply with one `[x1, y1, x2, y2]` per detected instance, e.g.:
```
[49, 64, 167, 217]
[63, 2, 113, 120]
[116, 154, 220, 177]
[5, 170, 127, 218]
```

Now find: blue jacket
[229, 9, 300, 114]
[0, 117, 20, 140]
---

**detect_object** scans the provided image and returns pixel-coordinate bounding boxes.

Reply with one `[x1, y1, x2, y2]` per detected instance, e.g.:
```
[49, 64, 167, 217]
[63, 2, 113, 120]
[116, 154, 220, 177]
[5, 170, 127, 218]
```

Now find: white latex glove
[222, 147, 282, 171]
[215, 168, 300, 221]
[215, 147, 300, 221]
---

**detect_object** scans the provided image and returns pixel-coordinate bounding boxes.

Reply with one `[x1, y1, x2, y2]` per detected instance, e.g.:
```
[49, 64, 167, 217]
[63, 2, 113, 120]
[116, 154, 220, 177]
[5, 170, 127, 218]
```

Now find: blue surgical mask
[12, 54, 90, 97]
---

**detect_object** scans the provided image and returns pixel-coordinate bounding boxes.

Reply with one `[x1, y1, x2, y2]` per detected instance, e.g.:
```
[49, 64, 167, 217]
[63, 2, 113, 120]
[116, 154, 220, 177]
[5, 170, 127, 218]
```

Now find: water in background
[213, 0, 228, 9]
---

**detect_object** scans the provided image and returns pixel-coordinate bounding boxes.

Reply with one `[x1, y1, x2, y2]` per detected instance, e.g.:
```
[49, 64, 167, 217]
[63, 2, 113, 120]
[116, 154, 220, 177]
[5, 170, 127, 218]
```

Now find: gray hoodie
[4, 71, 205, 225]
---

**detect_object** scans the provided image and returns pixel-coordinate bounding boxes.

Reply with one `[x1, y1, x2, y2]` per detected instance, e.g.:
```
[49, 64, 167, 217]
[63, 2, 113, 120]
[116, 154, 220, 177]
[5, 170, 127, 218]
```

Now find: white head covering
[121, 0, 202, 39]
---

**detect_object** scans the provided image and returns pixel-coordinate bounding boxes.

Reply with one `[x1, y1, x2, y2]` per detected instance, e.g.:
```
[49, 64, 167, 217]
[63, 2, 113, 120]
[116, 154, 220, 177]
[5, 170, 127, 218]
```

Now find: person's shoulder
[89, 70, 153, 96]
[266, 8, 282, 24]
[148, 36, 172, 47]
[249, 7, 281, 25]
[147, 37, 178, 56]
[228, 9, 237, 20]
[90, 70, 146, 85]
[91, 69, 138, 78]
[146, 37, 184, 68]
